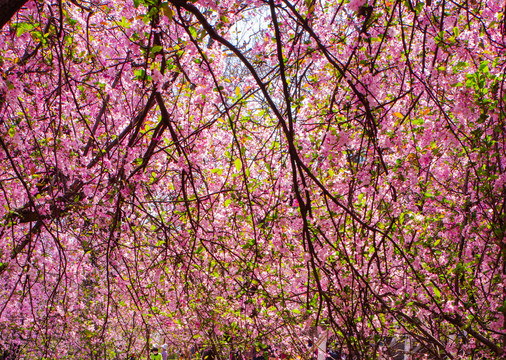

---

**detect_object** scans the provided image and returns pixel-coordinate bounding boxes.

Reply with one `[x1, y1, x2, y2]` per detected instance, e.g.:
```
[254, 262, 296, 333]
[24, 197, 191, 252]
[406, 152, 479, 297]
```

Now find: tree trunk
[0, 0, 29, 29]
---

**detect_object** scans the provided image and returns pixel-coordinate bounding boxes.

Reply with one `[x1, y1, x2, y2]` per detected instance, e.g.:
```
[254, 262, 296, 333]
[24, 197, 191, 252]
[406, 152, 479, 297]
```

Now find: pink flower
[348, 0, 367, 13]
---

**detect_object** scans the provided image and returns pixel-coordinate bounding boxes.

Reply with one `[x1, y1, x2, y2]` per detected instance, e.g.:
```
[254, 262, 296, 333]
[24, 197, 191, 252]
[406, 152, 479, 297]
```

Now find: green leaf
[479, 61, 489, 72]
[414, 1, 424, 15]
[16, 23, 34, 37]
[134, 69, 146, 80]
[161, 3, 174, 20]
[151, 45, 163, 54]
[234, 158, 242, 171]
[189, 26, 197, 38]
[224, 199, 232, 207]
[119, 16, 131, 28]
[147, 7, 158, 18]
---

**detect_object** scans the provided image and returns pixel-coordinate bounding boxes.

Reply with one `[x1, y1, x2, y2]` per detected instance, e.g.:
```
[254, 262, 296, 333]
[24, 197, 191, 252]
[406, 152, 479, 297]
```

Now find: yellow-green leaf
[234, 158, 242, 171]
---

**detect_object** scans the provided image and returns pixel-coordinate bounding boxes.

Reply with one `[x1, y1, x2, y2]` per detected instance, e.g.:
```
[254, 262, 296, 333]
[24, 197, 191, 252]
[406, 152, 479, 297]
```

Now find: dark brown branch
[0, 0, 30, 30]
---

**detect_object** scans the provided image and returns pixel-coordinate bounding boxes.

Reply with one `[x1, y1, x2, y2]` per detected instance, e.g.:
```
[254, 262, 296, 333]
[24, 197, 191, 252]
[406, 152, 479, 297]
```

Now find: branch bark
[0, 0, 29, 29]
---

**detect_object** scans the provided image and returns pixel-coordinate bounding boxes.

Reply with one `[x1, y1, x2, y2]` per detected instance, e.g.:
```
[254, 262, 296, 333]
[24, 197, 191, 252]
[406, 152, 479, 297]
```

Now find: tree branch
[0, 0, 30, 30]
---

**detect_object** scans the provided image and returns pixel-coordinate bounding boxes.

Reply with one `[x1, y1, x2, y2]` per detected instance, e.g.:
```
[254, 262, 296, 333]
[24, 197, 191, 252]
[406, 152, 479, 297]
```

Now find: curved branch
[0, 0, 30, 29]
